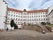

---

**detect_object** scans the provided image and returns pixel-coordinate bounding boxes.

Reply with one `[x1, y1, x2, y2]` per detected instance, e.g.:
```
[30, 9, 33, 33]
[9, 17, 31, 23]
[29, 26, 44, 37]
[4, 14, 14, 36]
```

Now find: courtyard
[0, 30, 53, 40]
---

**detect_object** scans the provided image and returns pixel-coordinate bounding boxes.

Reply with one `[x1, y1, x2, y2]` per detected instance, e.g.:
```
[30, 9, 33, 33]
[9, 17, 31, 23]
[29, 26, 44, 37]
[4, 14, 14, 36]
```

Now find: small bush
[14, 23, 18, 29]
[46, 22, 50, 25]
[41, 22, 46, 25]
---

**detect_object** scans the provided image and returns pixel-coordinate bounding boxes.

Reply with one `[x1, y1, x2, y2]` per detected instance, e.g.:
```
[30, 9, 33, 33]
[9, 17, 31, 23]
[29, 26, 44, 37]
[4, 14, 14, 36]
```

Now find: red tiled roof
[8, 8, 22, 12]
[8, 8, 48, 13]
[26, 9, 48, 13]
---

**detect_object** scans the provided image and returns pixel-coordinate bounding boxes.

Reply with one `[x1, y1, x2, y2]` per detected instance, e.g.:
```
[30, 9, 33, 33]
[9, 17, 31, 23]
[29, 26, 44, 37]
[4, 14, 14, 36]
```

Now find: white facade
[48, 5, 53, 24]
[7, 8, 48, 26]
[0, 0, 7, 29]
[48, 5, 53, 14]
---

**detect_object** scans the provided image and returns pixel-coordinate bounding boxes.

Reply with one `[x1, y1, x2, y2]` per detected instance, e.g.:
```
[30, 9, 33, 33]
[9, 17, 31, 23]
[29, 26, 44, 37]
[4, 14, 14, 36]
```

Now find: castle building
[0, 0, 53, 30]
[7, 8, 48, 27]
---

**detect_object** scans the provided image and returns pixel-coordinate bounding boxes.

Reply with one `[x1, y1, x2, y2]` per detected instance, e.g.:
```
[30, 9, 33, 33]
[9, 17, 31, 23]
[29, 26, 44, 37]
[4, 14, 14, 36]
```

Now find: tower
[0, 0, 7, 30]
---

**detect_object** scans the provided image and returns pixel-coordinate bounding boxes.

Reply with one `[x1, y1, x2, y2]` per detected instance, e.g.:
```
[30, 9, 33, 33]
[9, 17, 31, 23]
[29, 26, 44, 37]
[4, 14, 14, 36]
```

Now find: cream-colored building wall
[48, 5, 53, 24]
[48, 5, 53, 14]
[7, 11, 47, 25]
[0, 0, 7, 29]
[48, 11, 53, 24]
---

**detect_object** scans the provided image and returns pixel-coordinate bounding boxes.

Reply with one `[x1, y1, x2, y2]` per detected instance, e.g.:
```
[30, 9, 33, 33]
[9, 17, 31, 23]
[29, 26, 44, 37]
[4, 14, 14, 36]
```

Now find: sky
[4, 0, 53, 10]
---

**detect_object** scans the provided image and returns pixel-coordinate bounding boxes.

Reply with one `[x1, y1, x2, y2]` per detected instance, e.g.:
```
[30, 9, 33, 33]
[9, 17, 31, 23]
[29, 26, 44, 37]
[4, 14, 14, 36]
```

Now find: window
[34, 19, 36, 21]
[32, 16, 33, 17]
[18, 22, 19, 24]
[7, 17, 10, 20]
[21, 19, 22, 21]
[8, 14, 10, 16]
[16, 18, 17, 20]
[14, 18, 15, 20]
[43, 15, 45, 17]
[36, 19, 38, 21]
[7, 21, 9, 23]
[44, 18, 45, 20]
[16, 22, 17, 23]
[18, 19, 20, 21]
[8, 11, 10, 13]
[16, 15, 18, 17]
[41, 19, 43, 21]
[11, 15, 13, 16]
[41, 15, 42, 17]
[39, 19, 40, 21]
[14, 15, 15, 16]
[11, 18, 12, 20]
[21, 16, 23, 18]
[43, 12, 44, 14]
[46, 15, 47, 17]
[34, 16, 35, 17]
[46, 19, 47, 20]
[39, 16, 40, 17]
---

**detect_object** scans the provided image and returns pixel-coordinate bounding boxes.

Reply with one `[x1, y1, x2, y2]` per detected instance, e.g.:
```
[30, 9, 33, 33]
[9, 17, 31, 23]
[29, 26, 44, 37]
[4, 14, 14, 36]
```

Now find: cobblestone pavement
[0, 30, 53, 40]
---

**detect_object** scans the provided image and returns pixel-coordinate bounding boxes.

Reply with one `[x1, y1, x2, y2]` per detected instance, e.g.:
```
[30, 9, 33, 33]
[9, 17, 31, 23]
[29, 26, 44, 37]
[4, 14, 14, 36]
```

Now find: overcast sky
[4, 0, 53, 10]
